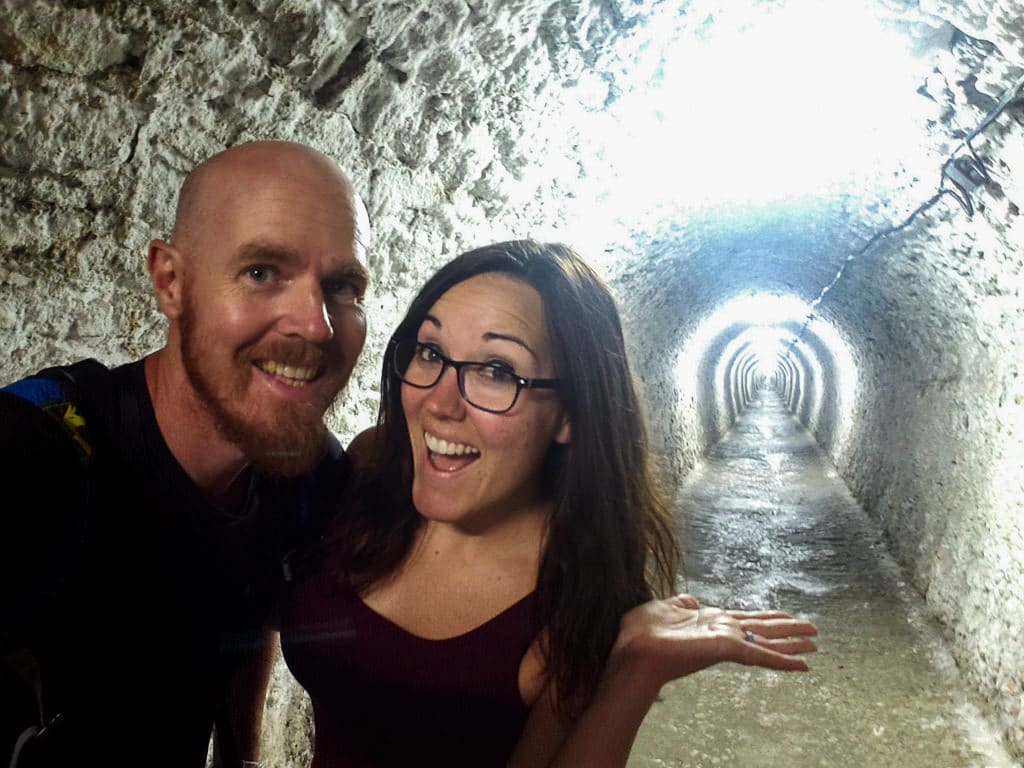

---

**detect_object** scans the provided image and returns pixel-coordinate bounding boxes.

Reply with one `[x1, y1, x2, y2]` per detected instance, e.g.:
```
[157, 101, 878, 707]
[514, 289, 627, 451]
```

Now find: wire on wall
[782, 67, 1024, 362]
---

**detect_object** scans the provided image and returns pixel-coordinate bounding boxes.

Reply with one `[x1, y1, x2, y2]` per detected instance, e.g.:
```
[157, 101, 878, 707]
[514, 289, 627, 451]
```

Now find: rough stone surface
[1, 0, 1023, 763]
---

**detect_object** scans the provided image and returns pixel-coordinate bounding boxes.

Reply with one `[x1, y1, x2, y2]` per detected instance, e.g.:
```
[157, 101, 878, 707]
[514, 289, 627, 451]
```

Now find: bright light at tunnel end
[675, 292, 859, 455]
[676, 293, 810, 393]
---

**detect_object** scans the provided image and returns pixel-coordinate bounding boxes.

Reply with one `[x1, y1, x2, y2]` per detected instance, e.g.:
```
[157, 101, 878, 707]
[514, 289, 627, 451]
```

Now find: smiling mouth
[256, 360, 319, 387]
[424, 431, 480, 458]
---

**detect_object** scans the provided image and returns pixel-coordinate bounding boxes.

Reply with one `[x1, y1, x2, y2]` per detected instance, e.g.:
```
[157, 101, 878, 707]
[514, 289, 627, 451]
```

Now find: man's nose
[281, 283, 334, 342]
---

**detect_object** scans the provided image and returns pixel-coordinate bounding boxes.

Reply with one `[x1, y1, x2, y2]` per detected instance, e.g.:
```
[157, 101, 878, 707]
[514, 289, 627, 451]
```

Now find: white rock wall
[817, 17, 1024, 755]
[1, 0, 654, 434]
[617, 3, 1024, 758]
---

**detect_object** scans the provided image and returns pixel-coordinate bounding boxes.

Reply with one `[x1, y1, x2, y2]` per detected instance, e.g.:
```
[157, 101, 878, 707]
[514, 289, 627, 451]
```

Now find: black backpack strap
[0, 362, 113, 766]
[0, 363, 106, 640]
[33, 359, 147, 506]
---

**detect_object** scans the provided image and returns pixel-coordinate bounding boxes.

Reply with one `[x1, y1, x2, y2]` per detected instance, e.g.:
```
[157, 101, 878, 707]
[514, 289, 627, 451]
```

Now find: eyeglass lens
[393, 340, 520, 413]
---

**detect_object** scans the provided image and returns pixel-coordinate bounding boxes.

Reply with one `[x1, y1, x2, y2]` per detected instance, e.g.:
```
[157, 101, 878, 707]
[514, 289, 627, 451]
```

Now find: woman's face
[401, 272, 571, 530]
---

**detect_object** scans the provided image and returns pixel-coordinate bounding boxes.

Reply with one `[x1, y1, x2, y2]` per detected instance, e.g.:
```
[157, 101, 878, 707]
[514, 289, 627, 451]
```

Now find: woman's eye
[483, 364, 517, 383]
[417, 344, 444, 363]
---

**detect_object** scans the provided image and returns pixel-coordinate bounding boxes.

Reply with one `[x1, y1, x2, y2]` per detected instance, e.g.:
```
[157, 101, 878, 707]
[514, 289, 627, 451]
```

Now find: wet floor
[628, 387, 1016, 768]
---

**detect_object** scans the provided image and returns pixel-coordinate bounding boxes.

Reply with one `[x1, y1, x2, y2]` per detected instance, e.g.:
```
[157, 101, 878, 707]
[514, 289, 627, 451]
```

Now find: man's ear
[148, 239, 185, 320]
[554, 413, 571, 445]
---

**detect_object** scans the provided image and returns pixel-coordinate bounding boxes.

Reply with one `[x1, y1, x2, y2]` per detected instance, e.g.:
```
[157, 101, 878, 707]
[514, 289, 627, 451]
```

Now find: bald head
[146, 140, 372, 480]
[170, 141, 369, 258]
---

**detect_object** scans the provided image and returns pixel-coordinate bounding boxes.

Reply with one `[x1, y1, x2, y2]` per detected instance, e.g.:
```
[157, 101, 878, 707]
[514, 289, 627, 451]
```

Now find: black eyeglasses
[390, 339, 559, 414]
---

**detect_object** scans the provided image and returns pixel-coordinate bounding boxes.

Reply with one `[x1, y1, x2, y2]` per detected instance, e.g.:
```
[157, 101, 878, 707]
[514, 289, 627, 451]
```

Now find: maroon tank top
[280, 566, 541, 768]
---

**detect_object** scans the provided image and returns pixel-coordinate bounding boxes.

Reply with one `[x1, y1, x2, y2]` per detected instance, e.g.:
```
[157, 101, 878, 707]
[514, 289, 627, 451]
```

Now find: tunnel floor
[628, 387, 1014, 768]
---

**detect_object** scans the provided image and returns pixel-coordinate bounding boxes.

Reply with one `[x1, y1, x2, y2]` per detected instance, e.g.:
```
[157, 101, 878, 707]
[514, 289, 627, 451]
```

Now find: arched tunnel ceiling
[603, 0, 1021, 368]
[520, 0, 1021, 402]
[617, 198, 879, 327]
[2, 0, 1019, 331]
[2, 0, 1020, 472]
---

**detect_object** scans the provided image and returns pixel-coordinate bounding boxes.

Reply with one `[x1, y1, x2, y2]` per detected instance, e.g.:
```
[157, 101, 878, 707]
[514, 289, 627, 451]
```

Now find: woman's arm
[509, 595, 818, 768]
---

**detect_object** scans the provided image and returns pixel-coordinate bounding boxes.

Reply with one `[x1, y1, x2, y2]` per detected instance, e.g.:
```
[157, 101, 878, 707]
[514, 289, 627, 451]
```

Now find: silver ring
[744, 630, 757, 643]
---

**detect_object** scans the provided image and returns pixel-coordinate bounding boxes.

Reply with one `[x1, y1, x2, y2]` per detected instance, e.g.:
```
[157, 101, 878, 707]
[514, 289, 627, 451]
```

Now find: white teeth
[260, 360, 317, 386]
[424, 431, 479, 457]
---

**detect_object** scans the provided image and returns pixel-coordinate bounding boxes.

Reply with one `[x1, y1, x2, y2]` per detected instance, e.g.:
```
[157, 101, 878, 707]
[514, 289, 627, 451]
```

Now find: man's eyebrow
[231, 242, 371, 285]
[338, 260, 371, 286]
[231, 242, 300, 266]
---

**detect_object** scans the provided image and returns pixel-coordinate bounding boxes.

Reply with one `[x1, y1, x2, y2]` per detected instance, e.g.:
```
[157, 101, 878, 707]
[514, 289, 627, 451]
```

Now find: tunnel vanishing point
[1, 0, 1022, 764]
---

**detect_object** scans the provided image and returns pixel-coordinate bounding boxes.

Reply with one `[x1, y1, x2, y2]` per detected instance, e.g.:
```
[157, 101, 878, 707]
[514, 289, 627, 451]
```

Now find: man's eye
[244, 265, 275, 283]
[325, 279, 362, 302]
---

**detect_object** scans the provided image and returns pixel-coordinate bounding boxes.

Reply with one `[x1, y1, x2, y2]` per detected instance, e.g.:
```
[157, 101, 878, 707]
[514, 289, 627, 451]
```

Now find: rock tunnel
[1, 0, 1022, 764]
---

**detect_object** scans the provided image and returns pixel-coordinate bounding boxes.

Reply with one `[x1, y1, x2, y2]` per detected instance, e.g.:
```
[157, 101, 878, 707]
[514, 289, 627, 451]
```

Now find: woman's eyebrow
[481, 332, 539, 361]
[422, 316, 539, 361]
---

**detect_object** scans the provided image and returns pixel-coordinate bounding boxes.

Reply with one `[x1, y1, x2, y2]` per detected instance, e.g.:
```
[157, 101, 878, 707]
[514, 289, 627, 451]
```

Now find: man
[0, 141, 371, 767]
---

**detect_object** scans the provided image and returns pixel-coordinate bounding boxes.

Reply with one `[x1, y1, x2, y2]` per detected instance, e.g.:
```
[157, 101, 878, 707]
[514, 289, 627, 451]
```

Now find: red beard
[179, 305, 335, 477]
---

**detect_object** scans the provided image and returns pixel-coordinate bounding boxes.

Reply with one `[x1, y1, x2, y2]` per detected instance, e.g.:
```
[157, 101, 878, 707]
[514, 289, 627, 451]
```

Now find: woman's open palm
[614, 595, 819, 683]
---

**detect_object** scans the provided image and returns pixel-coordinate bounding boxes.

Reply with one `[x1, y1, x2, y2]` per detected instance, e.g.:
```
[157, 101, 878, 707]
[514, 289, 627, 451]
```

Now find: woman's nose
[423, 365, 467, 417]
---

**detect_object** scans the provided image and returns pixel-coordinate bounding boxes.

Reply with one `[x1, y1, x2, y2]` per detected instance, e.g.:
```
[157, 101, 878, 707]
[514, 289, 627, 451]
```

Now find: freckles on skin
[402, 273, 567, 526]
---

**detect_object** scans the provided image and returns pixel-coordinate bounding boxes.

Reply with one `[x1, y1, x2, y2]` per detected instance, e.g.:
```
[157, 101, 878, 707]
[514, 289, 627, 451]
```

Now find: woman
[279, 241, 816, 767]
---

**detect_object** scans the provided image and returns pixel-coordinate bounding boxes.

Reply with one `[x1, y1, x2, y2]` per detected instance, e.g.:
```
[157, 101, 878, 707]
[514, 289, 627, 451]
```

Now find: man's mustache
[247, 339, 328, 372]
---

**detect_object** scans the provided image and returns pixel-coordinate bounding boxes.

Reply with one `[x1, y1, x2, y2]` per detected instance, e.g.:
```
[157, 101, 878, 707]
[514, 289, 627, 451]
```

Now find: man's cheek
[337, 308, 368, 361]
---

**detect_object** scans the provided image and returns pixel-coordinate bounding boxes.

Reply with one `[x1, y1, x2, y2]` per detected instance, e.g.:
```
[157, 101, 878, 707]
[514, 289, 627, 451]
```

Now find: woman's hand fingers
[744, 634, 819, 656]
[737, 642, 812, 672]
[738, 616, 819, 640]
[731, 614, 819, 671]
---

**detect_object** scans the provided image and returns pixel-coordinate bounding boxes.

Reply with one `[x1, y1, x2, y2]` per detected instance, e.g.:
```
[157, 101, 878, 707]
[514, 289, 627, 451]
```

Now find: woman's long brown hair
[325, 240, 681, 711]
